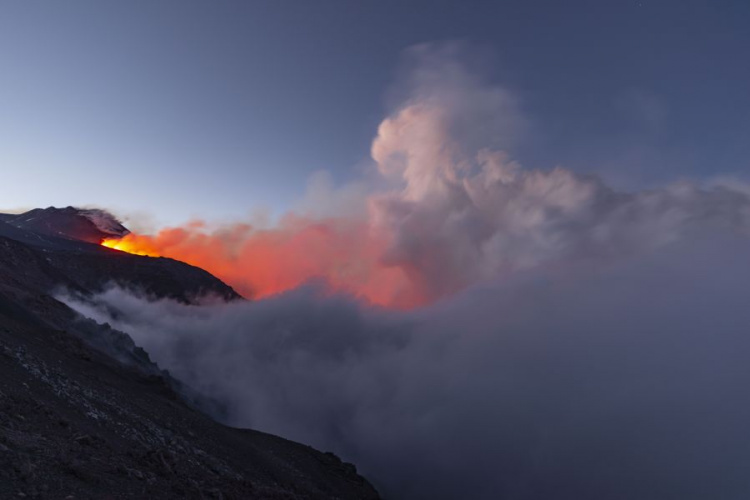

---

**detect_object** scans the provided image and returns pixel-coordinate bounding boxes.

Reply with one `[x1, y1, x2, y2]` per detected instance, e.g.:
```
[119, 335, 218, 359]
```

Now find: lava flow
[101, 236, 161, 257]
[100, 221, 422, 309]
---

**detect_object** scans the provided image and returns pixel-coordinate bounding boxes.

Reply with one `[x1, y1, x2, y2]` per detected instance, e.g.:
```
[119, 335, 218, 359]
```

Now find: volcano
[2, 206, 129, 244]
[0, 207, 379, 499]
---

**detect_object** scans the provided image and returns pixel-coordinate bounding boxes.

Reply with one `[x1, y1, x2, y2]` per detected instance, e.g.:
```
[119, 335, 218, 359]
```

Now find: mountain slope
[0, 210, 241, 302]
[3, 206, 129, 244]
[0, 290, 378, 499]
[0, 208, 380, 499]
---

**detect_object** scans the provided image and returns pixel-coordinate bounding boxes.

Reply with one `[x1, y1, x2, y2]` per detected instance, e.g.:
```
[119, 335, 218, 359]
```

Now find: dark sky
[1, 0, 748, 224]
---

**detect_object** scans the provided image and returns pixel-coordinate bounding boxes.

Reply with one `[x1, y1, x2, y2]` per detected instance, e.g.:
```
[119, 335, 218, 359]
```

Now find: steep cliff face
[0, 209, 380, 499]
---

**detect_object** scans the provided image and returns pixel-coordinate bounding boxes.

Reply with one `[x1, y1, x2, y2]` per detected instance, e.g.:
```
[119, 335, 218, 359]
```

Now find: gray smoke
[61, 230, 750, 499]
[359, 44, 750, 302]
[60, 43, 750, 498]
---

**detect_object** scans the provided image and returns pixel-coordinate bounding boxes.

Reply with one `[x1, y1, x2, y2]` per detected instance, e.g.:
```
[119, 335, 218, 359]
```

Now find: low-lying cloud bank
[62, 231, 750, 499]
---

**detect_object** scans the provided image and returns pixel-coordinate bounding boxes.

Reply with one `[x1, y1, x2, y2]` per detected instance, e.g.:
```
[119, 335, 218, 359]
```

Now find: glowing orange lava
[99, 219, 425, 309]
[101, 236, 162, 257]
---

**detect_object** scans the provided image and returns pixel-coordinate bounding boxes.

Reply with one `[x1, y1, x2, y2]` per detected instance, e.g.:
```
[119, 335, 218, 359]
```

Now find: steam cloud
[63, 237, 750, 499]
[107, 43, 750, 308]
[67, 44, 750, 498]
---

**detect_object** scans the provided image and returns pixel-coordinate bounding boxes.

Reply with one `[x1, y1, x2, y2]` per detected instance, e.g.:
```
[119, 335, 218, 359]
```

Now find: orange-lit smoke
[102, 215, 424, 308]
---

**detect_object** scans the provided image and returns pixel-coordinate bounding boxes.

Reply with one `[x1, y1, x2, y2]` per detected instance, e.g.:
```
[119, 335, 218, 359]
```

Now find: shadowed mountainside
[0, 207, 241, 302]
[0, 208, 379, 499]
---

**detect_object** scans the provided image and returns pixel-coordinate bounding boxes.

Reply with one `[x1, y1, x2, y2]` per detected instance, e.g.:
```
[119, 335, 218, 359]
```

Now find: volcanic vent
[3, 206, 130, 244]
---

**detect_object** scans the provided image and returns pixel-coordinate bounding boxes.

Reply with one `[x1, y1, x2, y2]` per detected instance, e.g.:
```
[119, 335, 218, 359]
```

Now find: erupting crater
[101, 236, 161, 257]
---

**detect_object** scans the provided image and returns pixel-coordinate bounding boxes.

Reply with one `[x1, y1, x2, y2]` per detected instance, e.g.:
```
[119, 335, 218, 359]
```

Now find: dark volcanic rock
[52, 248, 241, 303]
[0, 207, 380, 499]
[3, 206, 129, 244]
[0, 225, 241, 303]
[0, 300, 379, 499]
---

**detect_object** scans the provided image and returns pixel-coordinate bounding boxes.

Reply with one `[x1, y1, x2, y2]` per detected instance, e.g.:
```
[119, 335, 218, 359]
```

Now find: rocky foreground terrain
[0, 207, 380, 499]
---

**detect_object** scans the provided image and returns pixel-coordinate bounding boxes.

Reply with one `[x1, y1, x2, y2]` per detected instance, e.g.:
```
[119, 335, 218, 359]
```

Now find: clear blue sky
[1, 0, 748, 226]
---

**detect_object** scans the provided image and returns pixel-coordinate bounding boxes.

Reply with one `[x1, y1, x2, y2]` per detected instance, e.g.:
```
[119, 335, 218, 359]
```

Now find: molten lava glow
[101, 216, 424, 309]
[101, 237, 161, 257]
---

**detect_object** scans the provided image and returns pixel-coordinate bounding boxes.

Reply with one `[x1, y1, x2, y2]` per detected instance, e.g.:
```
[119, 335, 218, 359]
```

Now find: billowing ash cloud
[62, 234, 750, 499]
[106, 43, 750, 308]
[65, 43, 750, 498]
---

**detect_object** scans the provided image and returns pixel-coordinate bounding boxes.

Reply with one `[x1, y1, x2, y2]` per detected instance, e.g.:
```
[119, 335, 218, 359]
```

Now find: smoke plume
[104, 44, 750, 308]
[63, 234, 750, 499]
[71, 43, 750, 498]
